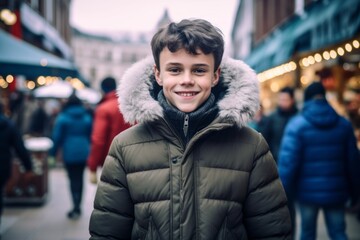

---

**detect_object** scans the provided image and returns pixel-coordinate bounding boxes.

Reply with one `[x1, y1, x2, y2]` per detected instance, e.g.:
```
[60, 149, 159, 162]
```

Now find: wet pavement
[1, 168, 360, 240]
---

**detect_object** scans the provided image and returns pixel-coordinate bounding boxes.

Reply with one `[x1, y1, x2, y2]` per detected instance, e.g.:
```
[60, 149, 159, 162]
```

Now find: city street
[1, 168, 96, 240]
[1, 168, 360, 240]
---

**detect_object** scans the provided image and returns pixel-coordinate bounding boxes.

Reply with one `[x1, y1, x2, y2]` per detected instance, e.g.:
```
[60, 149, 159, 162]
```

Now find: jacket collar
[117, 56, 260, 128]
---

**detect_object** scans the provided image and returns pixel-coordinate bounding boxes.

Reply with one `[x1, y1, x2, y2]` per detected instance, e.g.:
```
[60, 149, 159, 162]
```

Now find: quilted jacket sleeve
[278, 118, 303, 198]
[89, 137, 134, 240]
[244, 133, 292, 239]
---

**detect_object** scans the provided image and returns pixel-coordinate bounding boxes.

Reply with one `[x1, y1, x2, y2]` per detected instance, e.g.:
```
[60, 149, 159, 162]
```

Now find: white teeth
[179, 92, 195, 97]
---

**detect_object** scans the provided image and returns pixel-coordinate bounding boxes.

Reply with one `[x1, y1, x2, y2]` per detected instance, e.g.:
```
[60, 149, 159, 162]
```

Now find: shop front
[0, 28, 88, 116]
[245, 0, 360, 114]
[0, 28, 86, 85]
[4, 137, 53, 205]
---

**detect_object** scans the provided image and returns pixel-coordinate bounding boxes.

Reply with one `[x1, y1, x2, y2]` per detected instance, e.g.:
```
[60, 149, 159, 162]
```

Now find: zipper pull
[183, 114, 189, 137]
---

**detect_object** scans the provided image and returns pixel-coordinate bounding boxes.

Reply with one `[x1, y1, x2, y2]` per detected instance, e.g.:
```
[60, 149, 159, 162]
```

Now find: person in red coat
[87, 77, 131, 183]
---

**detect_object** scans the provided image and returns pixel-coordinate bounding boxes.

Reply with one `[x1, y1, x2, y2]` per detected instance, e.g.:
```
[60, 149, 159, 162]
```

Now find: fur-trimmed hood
[117, 56, 259, 128]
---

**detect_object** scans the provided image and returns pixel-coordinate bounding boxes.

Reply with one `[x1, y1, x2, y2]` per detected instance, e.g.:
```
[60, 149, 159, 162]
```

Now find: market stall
[4, 137, 53, 205]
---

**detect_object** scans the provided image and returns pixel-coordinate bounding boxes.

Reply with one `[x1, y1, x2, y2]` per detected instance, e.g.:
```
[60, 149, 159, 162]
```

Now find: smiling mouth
[176, 92, 198, 97]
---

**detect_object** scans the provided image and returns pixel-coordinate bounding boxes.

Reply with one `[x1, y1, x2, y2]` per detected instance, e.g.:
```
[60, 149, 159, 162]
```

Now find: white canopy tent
[33, 81, 101, 104]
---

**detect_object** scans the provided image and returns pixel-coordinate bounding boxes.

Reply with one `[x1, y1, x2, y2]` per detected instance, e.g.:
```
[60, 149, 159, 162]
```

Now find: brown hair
[315, 67, 333, 80]
[151, 19, 224, 71]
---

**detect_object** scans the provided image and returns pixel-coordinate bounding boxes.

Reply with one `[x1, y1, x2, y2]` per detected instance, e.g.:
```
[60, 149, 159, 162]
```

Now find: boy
[89, 19, 291, 239]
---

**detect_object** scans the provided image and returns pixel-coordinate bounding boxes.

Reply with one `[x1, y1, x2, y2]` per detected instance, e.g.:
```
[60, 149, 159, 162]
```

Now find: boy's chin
[175, 105, 198, 113]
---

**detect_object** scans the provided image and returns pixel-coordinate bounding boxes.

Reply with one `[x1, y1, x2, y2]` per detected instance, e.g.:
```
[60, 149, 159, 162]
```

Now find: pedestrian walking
[248, 103, 267, 133]
[27, 99, 49, 137]
[262, 86, 298, 163]
[278, 82, 360, 240]
[316, 67, 347, 117]
[89, 18, 292, 239]
[0, 102, 33, 230]
[10, 91, 37, 136]
[86, 77, 131, 184]
[261, 86, 299, 238]
[50, 93, 92, 219]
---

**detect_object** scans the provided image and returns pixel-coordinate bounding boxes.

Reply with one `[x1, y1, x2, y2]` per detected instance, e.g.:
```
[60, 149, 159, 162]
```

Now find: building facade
[71, 29, 151, 90]
[0, 0, 84, 95]
[232, 0, 360, 112]
[71, 9, 172, 90]
[0, 0, 73, 60]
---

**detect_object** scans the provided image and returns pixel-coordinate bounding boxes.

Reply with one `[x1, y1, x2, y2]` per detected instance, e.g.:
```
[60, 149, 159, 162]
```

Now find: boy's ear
[154, 65, 163, 86]
[212, 68, 221, 87]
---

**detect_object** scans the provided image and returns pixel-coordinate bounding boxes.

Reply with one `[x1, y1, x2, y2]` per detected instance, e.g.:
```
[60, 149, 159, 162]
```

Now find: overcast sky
[70, 0, 239, 44]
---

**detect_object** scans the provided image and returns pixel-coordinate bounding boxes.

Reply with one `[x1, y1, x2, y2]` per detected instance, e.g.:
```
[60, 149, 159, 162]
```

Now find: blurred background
[0, 0, 359, 239]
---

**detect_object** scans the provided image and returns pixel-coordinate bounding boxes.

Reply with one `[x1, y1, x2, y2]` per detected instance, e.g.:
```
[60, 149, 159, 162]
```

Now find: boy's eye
[168, 67, 181, 73]
[193, 68, 206, 74]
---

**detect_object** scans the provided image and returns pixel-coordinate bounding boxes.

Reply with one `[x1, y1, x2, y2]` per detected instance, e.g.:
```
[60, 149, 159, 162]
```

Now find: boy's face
[154, 48, 220, 113]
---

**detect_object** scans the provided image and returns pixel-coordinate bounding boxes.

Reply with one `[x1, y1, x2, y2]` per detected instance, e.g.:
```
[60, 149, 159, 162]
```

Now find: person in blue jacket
[50, 92, 92, 219]
[278, 81, 360, 240]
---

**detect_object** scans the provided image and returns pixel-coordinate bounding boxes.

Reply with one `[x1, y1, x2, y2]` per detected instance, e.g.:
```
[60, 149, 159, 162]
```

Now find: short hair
[279, 86, 295, 98]
[101, 77, 117, 93]
[315, 67, 333, 80]
[64, 91, 82, 109]
[304, 82, 326, 101]
[151, 19, 224, 71]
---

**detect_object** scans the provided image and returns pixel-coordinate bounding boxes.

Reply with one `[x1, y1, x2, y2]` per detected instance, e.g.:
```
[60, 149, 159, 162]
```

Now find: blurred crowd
[0, 76, 131, 226]
[249, 67, 360, 239]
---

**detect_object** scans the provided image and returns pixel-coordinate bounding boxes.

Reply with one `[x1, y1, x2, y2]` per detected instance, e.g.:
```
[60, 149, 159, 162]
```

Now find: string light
[5, 75, 14, 83]
[257, 38, 360, 82]
[0, 9, 17, 25]
[329, 50, 337, 59]
[337, 47, 345, 56]
[353, 40, 359, 48]
[323, 51, 330, 60]
[314, 53, 322, 62]
[345, 43, 353, 52]
[258, 61, 297, 82]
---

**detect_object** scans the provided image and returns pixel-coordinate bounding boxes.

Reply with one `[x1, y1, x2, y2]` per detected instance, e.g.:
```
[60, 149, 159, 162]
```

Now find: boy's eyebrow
[165, 62, 182, 66]
[192, 63, 210, 67]
[165, 62, 210, 67]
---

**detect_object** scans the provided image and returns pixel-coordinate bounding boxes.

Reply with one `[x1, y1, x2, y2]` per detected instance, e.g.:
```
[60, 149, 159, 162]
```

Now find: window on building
[29, 0, 39, 9]
[45, 0, 53, 24]
[121, 52, 140, 64]
[131, 53, 137, 63]
[75, 47, 81, 57]
[90, 67, 97, 80]
[106, 51, 112, 61]
[295, 0, 304, 16]
[93, 50, 98, 58]
[254, 0, 294, 42]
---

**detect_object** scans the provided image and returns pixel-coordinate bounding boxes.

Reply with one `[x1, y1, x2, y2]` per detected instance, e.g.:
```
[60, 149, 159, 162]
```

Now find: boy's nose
[181, 71, 194, 85]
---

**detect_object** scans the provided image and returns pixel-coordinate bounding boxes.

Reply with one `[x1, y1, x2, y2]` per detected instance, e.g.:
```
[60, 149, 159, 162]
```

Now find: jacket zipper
[180, 114, 189, 239]
[183, 114, 189, 137]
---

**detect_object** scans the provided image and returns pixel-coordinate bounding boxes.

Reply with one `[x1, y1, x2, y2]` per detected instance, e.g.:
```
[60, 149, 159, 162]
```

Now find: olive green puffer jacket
[89, 57, 292, 240]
